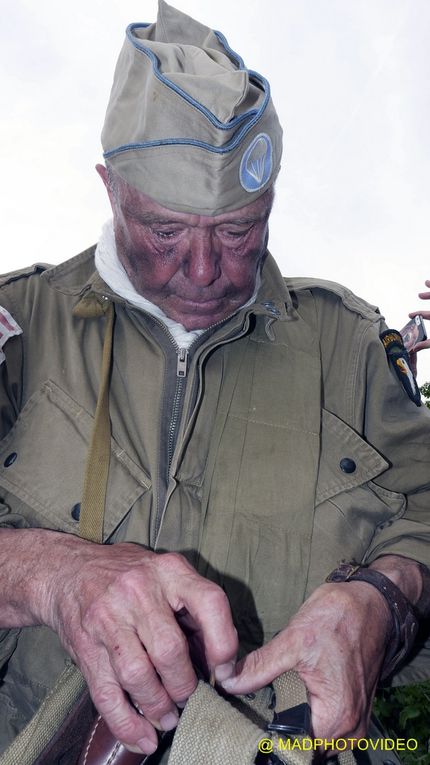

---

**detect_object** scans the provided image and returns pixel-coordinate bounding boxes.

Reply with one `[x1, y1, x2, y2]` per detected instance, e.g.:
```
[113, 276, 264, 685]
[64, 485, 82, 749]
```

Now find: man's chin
[167, 298, 236, 331]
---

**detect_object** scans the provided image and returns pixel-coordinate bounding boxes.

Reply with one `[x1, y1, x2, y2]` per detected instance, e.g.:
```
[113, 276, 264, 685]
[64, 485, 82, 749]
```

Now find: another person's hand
[43, 540, 238, 755]
[408, 280, 430, 374]
[220, 580, 391, 747]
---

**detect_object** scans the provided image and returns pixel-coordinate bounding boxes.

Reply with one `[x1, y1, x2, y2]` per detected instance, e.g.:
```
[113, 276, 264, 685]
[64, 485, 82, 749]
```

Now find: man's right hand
[407, 279, 430, 375]
[0, 530, 238, 755]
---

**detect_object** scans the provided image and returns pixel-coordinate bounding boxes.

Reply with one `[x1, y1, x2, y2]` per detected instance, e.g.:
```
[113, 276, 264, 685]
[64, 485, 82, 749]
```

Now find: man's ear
[96, 163, 108, 187]
[96, 164, 115, 209]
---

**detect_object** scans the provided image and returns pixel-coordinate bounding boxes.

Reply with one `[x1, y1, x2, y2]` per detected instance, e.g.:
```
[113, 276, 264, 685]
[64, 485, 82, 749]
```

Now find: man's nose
[183, 229, 220, 286]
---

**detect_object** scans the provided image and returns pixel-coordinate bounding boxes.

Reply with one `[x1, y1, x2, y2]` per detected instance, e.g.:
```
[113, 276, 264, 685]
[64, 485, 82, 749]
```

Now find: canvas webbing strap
[78, 300, 115, 543]
[0, 663, 87, 765]
[169, 680, 263, 765]
[269, 672, 311, 765]
[169, 671, 357, 765]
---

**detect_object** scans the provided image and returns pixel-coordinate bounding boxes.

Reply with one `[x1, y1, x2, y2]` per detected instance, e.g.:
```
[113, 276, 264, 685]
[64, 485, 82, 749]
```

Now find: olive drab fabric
[102, 1, 283, 215]
[0, 250, 429, 752]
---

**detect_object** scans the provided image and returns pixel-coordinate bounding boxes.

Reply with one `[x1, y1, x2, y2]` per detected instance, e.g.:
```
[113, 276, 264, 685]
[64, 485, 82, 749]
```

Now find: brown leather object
[32, 686, 96, 765]
[76, 715, 149, 765]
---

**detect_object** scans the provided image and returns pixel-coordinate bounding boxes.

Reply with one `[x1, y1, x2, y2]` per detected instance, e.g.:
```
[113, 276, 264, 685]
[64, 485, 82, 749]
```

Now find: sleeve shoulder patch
[0, 306, 22, 365]
[380, 328, 421, 406]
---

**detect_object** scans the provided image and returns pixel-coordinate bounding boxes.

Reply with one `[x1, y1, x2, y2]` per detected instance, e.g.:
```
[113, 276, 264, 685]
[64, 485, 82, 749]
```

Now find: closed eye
[217, 226, 253, 240]
[150, 227, 187, 241]
[154, 230, 179, 239]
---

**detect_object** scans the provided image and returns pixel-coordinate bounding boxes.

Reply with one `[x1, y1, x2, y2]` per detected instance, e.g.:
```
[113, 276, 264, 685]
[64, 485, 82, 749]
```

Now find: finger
[418, 290, 430, 300]
[220, 632, 296, 693]
[158, 554, 239, 678]
[409, 309, 430, 319]
[138, 608, 198, 706]
[222, 642, 369, 740]
[414, 339, 430, 353]
[180, 583, 239, 680]
[108, 628, 180, 731]
[176, 608, 210, 676]
[86, 672, 159, 755]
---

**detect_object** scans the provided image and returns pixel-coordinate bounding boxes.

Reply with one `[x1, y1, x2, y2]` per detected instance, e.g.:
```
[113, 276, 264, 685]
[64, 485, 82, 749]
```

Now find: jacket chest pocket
[0, 380, 151, 540]
[306, 409, 405, 593]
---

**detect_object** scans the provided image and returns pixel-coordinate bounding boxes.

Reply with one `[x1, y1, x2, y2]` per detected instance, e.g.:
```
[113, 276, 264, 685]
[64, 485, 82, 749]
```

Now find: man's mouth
[177, 296, 225, 310]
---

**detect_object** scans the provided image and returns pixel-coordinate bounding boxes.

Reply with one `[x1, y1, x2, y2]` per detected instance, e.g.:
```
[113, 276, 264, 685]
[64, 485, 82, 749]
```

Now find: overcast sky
[1, 0, 430, 382]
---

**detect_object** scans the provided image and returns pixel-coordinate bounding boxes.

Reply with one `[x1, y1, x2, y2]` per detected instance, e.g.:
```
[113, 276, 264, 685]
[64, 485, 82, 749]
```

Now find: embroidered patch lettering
[380, 328, 421, 406]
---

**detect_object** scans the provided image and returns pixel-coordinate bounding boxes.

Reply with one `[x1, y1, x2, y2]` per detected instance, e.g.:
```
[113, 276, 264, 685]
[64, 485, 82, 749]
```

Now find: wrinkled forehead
[110, 166, 275, 225]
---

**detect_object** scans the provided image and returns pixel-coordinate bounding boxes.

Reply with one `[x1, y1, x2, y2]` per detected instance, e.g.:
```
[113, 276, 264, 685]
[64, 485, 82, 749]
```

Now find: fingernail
[214, 661, 235, 682]
[135, 737, 158, 755]
[220, 677, 235, 691]
[160, 711, 179, 731]
[177, 699, 187, 709]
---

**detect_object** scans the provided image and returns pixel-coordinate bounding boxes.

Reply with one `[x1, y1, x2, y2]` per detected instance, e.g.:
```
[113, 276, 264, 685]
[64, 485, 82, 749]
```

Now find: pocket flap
[316, 409, 389, 505]
[0, 380, 151, 540]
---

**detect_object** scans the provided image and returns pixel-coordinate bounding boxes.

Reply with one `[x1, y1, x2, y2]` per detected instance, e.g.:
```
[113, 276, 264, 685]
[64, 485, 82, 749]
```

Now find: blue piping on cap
[103, 95, 269, 159]
[125, 23, 269, 131]
[104, 22, 274, 161]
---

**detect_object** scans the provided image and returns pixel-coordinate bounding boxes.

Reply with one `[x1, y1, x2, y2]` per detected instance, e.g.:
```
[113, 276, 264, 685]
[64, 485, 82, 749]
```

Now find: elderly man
[0, 2, 429, 762]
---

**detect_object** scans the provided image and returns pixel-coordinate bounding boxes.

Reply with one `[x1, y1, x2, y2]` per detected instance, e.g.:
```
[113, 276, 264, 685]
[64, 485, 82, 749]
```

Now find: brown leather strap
[326, 562, 419, 679]
[77, 715, 148, 765]
[33, 686, 95, 765]
[415, 561, 430, 619]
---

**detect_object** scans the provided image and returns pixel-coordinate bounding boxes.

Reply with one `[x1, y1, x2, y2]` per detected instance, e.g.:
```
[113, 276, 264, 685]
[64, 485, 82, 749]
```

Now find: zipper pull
[176, 348, 189, 378]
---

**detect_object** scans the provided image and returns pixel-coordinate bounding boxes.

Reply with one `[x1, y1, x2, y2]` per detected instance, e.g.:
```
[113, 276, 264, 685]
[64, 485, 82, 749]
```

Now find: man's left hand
[221, 580, 391, 740]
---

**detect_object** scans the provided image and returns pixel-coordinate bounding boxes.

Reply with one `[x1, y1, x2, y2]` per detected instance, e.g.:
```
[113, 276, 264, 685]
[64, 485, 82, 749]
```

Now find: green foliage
[374, 681, 430, 764]
[420, 382, 430, 409]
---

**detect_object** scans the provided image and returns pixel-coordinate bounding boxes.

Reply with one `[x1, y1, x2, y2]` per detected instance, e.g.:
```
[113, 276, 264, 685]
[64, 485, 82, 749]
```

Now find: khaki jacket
[0, 248, 429, 745]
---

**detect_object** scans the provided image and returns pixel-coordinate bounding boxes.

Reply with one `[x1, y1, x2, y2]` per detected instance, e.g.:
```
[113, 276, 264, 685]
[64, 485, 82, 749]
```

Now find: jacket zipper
[150, 314, 236, 545]
[126, 307, 268, 547]
[144, 322, 198, 546]
[167, 348, 189, 472]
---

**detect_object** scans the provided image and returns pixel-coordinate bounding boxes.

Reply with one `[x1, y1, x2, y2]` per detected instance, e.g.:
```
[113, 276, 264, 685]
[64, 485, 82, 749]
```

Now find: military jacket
[0, 248, 429, 744]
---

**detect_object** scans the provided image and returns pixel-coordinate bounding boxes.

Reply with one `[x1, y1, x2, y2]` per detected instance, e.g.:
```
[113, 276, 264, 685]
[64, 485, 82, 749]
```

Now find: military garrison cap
[101, 0, 283, 215]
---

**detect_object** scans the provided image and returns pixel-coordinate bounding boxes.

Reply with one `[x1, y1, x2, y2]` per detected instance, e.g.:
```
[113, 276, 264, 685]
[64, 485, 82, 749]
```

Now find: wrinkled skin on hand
[45, 543, 238, 755]
[221, 581, 391, 745]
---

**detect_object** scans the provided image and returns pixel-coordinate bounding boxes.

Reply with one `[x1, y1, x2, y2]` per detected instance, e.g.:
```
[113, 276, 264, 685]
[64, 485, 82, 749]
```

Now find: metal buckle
[267, 702, 311, 737]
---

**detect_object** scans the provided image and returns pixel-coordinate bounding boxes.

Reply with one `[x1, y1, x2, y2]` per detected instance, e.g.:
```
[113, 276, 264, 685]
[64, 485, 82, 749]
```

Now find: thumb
[221, 633, 297, 694]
